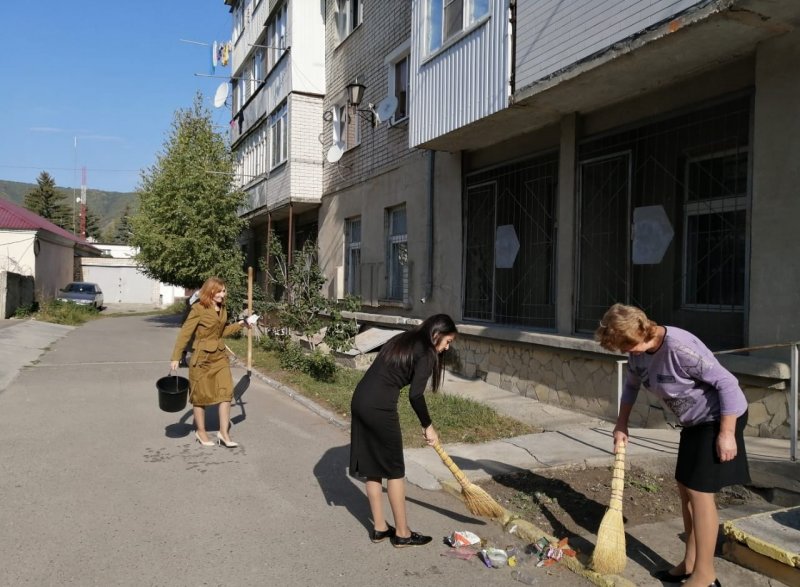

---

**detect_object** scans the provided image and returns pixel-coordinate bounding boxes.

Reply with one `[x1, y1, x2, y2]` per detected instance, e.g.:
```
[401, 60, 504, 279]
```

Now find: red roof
[0, 197, 93, 246]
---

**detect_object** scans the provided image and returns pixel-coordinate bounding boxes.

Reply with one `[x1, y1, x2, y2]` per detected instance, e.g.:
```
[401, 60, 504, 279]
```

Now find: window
[683, 150, 747, 309]
[426, 0, 489, 54]
[345, 217, 362, 296]
[233, 2, 244, 41]
[270, 102, 288, 169]
[463, 154, 558, 328]
[336, 0, 363, 44]
[332, 103, 361, 151]
[266, 4, 288, 71]
[253, 49, 263, 91]
[232, 79, 240, 114]
[386, 205, 408, 300]
[391, 55, 408, 123]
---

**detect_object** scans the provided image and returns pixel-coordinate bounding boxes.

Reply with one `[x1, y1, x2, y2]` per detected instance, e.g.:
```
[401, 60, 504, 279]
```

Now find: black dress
[349, 341, 434, 480]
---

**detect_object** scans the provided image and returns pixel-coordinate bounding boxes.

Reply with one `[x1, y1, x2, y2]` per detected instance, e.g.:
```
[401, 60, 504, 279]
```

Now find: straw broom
[431, 440, 505, 518]
[591, 441, 627, 574]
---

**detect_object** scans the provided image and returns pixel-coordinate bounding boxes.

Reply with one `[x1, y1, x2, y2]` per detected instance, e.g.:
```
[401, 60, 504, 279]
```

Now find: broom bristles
[432, 441, 505, 518]
[591, 442, 628, 574]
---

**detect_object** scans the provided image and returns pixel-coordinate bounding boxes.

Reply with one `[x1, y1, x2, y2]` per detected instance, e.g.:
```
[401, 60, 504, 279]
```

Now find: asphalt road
[0, 314, 590, 587]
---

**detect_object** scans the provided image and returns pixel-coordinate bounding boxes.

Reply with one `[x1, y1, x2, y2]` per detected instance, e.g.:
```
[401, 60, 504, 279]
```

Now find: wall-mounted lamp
[346, 82, 378, 127]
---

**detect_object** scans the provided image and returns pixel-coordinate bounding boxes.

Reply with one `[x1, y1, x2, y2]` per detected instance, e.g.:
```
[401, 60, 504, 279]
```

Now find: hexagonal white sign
[632, 205, 674, 264]
[495, 224, 520, 269]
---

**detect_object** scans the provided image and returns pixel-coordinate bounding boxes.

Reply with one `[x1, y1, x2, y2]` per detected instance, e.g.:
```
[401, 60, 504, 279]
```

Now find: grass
[225, 336, 535, 447]
[29, 300, 102, 326]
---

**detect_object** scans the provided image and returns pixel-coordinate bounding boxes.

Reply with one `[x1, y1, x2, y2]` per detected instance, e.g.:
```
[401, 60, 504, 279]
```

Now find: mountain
[0, 179, 138, 238]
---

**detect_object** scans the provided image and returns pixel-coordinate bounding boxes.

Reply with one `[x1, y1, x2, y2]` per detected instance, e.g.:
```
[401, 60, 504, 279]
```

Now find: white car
[57, 282, 104, 309]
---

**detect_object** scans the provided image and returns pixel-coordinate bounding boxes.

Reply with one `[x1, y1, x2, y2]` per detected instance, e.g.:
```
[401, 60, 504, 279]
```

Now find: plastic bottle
[511, 569, 538, 585]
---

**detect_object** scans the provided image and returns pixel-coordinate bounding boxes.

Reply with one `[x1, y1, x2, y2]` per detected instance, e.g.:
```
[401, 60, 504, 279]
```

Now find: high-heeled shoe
[194, 431, 214, 447]
[216, 432, 238, 448]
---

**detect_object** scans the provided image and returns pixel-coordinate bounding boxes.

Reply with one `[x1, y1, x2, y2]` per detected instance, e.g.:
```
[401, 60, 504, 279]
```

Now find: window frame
[269, 102, 288, 170]
[332, 102, 361, 151]
[385, 41, 411, 125]
[681, 148, 748, 311]
[344, 216, 362, 296]
[385, 204, 408, 301]
[425, 0, 490, 55]
[336, 0, 363, 45]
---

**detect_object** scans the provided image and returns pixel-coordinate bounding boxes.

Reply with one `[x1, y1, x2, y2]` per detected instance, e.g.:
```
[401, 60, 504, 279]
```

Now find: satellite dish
[214, 83, 229, 108]
[326, 143, 344, 163]
[374, 96, 398, 124]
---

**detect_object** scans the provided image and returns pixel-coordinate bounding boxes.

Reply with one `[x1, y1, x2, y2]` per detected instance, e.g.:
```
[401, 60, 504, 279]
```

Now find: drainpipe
[422, 149, 435, 304]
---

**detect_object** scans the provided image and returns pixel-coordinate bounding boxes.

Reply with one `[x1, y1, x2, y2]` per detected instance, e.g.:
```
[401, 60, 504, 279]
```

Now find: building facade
[402, 0, 800, 436]
[225, 0, 326, 286]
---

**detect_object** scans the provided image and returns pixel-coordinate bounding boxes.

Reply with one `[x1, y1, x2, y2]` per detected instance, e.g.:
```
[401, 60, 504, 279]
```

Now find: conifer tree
[24, 171, 71, 229]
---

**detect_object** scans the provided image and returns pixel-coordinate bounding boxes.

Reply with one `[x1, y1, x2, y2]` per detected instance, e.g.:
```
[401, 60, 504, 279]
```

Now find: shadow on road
[163, 373, 251, 437]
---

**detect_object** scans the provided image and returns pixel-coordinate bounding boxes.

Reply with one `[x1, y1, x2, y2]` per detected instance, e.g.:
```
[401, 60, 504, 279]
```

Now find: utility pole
[80, 166, 87, 239]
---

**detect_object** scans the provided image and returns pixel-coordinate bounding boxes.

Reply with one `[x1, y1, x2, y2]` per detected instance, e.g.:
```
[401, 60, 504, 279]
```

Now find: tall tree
[112, 205, 133, 244]
[24, 171, 71, 229]
[130, 94, 247, 309]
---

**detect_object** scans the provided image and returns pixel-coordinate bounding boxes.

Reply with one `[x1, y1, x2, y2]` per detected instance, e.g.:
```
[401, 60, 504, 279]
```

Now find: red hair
[197, 276, 226, 308]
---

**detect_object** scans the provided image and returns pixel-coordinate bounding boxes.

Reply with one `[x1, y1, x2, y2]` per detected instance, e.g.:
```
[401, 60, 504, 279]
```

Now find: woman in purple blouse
[596, 304, 749, 587]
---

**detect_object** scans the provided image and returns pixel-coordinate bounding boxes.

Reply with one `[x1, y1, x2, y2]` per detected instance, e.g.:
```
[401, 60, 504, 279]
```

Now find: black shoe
[370, 524, 395, 543]
[712, 580, 721, 587]
[652, 568, 691, 583]
[390, 531, 432, 548]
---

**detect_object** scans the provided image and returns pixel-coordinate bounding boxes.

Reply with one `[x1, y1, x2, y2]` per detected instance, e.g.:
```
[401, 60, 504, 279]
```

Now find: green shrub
[13, 303, 38, 318]
[35, 300, 99, 325]
[303, 350, 338, 382]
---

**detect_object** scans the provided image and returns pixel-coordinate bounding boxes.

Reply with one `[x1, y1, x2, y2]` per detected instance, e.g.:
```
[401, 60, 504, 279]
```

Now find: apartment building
[224, 0, 325, 284]
[400, 0, 799, 435]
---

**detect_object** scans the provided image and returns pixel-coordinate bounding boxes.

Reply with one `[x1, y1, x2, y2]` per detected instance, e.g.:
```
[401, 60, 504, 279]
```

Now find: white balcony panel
[516, 0, 704, 90]
[410, 0, 510, 148]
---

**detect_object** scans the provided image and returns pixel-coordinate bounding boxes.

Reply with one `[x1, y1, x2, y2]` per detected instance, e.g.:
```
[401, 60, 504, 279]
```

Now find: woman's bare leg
[193, 406, 209, 442]
[682, 487, 718, 586]
[387, 477, 410, 537]
[366, 478, 389, 531]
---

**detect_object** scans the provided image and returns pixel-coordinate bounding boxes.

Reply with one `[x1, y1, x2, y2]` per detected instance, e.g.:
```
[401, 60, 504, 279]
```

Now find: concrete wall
[35, 234, 77, 301]
[452, 332, 793, 438]
[318, 150, 462, 317]
[749, 30, 800, 348]
[0, 271, 35, 318]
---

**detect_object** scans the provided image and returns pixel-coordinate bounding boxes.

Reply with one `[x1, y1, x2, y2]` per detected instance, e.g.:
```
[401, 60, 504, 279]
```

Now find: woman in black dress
[350, 314, 457, 547]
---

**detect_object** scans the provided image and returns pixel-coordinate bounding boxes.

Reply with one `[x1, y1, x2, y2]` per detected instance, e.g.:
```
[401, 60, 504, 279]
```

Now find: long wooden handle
[608, 442, 626, 512]
[432, 441, 472, 489]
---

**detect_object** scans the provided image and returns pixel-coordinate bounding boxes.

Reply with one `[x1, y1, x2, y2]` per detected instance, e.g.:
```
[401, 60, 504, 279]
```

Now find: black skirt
[349, 402, 405, 480]
[675, 411, 750, 493]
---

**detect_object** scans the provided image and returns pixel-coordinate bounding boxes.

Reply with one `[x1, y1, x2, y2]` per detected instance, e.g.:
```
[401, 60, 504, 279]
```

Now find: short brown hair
[197, 276, 226, 308]
[595, 303, 659, 352]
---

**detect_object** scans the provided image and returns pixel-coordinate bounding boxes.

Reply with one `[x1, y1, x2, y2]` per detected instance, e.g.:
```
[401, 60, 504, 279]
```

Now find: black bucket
[157, 374, 190, 412]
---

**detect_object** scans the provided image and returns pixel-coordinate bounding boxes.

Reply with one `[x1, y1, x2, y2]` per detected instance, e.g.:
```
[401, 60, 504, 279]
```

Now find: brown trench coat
[170, 303, 243, 406]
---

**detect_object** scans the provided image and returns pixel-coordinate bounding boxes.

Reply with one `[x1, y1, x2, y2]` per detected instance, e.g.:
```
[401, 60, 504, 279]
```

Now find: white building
[224, 0, 326, 286]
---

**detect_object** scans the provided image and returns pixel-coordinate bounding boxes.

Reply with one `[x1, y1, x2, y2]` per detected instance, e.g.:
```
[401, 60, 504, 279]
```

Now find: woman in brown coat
[170, 277, 247, 447]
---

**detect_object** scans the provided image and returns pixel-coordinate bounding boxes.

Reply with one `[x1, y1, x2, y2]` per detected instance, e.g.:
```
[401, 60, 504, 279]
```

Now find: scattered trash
[530, 537, 576, 567]
[482, 547, 508, 568]
[440, 546, 479, 560]
[443, 530, 482, 548]
[511, 569, 538, 584]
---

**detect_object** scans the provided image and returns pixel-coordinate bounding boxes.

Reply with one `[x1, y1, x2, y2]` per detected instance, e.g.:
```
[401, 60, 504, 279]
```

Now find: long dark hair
[379, 314, 457, 392]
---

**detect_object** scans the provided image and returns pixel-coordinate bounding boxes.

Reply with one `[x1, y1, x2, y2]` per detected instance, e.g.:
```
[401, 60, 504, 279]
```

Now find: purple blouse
[623, 326, 748, 427]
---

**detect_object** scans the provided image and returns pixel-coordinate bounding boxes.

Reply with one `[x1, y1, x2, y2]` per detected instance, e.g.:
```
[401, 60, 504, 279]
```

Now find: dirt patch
[477, 463, 765, 541]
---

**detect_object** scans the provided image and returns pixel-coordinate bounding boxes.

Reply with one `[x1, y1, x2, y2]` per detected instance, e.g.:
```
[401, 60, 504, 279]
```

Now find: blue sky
[0, 1, 234, 193]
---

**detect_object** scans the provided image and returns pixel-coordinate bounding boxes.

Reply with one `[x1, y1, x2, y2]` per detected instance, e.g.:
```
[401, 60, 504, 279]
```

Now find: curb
[229, 357, 351, 432]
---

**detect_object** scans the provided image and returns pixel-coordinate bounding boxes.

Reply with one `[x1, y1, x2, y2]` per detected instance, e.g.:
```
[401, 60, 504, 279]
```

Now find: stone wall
[453, 334, 794, 439]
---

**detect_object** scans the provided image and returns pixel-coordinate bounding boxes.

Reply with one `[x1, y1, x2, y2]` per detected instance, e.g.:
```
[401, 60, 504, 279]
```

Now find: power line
[0, 164, 140, 173]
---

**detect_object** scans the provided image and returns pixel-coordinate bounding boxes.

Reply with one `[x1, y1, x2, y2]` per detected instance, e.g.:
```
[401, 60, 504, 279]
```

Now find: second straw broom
[591, 441, 627, 574]
[431, 440, 505, 519]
